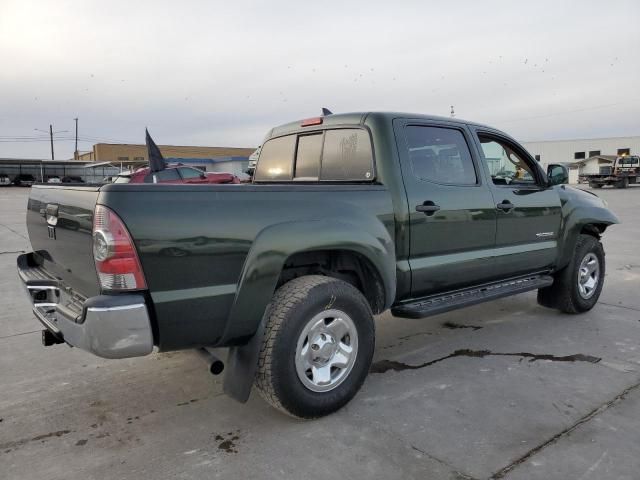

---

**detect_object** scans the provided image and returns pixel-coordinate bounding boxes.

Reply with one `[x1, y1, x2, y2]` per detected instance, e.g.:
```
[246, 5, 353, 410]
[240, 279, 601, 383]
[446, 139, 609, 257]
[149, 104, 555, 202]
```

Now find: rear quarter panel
[98, 183, 395, 350]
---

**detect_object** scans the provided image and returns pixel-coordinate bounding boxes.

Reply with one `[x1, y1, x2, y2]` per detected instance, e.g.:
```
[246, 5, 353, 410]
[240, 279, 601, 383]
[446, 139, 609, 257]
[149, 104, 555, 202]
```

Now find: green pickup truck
[18, 112, 619, 418]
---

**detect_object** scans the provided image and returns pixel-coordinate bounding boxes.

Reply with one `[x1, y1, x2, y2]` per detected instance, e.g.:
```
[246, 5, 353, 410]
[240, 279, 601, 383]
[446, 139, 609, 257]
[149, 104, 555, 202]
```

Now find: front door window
[478, 136, 538, 186]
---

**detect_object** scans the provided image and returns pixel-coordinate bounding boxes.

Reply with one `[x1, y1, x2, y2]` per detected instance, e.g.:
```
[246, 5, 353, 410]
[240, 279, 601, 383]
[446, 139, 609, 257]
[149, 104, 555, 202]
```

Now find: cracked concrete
[489, 380, 640, 479]
[1, 186, 640, 479]
[371, 349, 601, 373]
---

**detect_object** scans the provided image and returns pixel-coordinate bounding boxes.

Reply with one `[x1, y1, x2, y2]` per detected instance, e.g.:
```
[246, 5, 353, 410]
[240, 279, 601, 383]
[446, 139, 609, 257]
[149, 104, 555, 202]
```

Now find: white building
[521, 135, 640, 183]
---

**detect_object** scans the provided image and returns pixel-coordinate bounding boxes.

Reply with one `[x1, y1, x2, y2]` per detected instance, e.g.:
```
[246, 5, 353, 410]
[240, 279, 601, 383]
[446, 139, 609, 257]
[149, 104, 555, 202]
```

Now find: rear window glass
[294, 134, 322, 179]
[178, 167, 203, 179]
[143, 169, 181, 183]
[254, 135, 295, 181]
[254, 128, 374, 182]
[320, 129, 373, 181]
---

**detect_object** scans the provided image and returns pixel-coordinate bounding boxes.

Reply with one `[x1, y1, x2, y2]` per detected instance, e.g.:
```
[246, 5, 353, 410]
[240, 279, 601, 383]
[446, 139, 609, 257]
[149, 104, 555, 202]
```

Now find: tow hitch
[42, 329, 64, 346]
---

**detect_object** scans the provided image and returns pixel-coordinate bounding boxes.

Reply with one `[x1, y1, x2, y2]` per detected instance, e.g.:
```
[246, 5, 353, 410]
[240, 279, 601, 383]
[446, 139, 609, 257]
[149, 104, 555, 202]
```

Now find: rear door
[470, 128, 562, 277]
[394, 119, 497, 297]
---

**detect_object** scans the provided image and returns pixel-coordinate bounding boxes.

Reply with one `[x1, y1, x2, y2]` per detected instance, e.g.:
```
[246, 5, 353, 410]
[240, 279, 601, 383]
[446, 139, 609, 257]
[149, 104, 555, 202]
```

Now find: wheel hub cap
[577, 252, 600, 299]
[295, 309, 358, 393]
[310, 333, 337, 364]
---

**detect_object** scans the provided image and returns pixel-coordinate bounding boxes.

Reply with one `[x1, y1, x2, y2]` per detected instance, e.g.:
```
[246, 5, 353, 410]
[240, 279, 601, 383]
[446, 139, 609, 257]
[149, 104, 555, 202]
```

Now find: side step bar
[391, 274, 554, 319]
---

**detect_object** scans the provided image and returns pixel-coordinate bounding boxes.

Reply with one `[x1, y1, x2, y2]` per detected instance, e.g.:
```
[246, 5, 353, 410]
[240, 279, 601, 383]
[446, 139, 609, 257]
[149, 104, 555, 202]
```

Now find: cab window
[294, 134, 322, 179]
[405, 126, 477, 185]
[255, 129, 374, 182]
[254, 135, 295, 181]
[478, 135, 537, 186]
[178, 167, 204, 179]
[143, 169, 181, 183]
[320, 129, 374, 181]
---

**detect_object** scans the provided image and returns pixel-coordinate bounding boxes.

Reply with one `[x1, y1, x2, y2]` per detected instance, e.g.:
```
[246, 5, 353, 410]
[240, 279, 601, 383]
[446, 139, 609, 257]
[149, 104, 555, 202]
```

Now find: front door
[471, 129, 562, 277]
[394, 120, 497, 298]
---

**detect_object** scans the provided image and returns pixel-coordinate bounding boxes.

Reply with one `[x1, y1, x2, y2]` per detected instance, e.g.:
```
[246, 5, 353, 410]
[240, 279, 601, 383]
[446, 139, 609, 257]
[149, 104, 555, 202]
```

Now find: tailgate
[26, 184, 101, 297]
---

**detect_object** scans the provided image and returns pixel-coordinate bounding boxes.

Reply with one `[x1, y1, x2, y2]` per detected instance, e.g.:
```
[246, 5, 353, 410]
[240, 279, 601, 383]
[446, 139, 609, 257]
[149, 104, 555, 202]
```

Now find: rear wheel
[255, 275, 374, 418]
[589, 182, 603, 189]
[615, 177, 629, 189]
[537, 234, 605, 313]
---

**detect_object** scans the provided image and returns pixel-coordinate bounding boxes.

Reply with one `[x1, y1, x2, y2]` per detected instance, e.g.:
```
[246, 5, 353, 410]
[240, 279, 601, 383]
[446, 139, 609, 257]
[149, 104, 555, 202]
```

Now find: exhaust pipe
[196, 348, 225, 375]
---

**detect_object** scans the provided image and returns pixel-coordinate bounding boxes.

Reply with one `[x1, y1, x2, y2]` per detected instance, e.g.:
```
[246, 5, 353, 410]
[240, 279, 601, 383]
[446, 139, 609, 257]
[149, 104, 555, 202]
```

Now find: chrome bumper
[17, 253, 153, 359]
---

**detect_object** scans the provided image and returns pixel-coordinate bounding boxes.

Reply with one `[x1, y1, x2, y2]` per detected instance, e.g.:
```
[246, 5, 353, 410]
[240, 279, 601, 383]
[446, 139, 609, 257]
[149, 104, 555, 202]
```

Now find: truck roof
[266, 111, 494, 140]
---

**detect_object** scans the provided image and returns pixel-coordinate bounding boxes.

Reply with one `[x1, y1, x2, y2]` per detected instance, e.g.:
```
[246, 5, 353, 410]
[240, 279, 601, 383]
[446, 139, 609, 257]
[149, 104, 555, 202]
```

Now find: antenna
[321, 107, 333, 116]
[450, 105, 455, 118]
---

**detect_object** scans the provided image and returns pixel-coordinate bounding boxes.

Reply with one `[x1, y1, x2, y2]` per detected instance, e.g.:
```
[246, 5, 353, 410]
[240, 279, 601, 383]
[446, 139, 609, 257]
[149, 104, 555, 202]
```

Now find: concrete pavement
[1, 185, 639, 479]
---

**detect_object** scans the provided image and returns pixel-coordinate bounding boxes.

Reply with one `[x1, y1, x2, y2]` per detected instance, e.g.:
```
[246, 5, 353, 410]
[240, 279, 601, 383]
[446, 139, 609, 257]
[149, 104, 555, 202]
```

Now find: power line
[498, 98, 640, 125]
[34, 125, 68, 160]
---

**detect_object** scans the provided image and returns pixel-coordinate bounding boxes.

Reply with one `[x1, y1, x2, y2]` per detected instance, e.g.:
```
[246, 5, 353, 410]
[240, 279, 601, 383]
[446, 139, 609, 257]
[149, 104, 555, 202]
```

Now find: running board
[391, 274, 554, 319]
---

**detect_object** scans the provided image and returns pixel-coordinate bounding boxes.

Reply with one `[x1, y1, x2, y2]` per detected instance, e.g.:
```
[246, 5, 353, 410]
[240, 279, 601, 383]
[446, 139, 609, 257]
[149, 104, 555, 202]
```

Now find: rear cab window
[254, 128, 374, 182]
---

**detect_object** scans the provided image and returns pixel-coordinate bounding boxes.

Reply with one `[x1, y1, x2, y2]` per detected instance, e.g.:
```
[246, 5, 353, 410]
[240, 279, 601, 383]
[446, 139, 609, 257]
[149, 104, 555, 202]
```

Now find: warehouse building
[521, 136, 640, 184]
[78, 143, 255, 176]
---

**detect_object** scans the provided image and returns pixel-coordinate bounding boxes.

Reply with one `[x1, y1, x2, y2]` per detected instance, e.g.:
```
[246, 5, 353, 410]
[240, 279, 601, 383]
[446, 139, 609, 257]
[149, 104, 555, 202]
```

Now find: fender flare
[556, 204, 619, 271]
[222, 218, 395, 402]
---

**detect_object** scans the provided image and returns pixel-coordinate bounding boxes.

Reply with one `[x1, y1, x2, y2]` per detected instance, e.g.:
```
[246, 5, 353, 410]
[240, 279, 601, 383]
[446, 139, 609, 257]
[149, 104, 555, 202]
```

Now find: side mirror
[547, 163, 569, 186]
[200, 173, 206, 179]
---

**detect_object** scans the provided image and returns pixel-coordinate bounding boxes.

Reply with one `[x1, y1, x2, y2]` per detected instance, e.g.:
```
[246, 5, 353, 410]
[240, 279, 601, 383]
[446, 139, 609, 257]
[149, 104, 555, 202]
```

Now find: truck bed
[25, 182, 395, 350]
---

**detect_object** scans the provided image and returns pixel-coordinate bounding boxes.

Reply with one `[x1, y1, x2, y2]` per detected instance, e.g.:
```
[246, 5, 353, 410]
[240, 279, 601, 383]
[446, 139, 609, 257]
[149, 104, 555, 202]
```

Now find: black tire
[537, 234, 605, 313]
[589, 182, 603, 189]
[255, 275, 375, 418]
[615, 177, 629, 189]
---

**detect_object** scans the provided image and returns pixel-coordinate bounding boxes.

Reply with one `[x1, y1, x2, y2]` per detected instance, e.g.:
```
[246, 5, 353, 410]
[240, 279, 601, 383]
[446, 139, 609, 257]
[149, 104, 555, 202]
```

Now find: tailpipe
[196, 348, 225, 375]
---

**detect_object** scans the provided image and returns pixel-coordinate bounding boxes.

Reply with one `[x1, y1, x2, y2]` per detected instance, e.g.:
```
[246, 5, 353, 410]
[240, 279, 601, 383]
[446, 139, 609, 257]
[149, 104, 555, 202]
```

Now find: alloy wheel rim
[294, 309, 358, 393]
[577, 252, 600, 299]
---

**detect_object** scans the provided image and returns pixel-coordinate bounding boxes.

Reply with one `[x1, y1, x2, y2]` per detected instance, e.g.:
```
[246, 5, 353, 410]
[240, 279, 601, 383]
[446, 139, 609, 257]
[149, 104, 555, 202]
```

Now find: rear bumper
[17, 252, 153, 359]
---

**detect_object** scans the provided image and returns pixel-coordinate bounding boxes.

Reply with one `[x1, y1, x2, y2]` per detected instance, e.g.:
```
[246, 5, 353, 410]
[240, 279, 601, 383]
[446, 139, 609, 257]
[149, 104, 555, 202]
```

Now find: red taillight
[93, 205, 147, 291]
[301, 117, 323, 127]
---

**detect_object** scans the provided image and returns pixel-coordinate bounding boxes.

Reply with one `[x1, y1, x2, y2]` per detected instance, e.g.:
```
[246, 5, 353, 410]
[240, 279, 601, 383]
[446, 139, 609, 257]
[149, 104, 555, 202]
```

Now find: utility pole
[73, 117, 79, 160]
[49, 124, 54, 160]
[35, 125, 68, 161]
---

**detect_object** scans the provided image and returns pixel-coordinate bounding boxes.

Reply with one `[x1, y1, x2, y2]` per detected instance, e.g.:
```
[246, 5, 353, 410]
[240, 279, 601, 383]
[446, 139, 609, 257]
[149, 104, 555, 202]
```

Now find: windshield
[113, 175, 131, 184]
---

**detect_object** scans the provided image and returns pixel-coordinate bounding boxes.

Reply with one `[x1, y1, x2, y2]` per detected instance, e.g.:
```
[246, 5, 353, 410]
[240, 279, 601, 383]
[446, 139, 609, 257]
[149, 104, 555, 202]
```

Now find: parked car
[61, 176, 85, 183]
[13, 174, 35, 187]
[0, 174, 11, 186]
[18, 111, 619, 418]
[113, 165, 240, 184]
[46, 176, 62, 184]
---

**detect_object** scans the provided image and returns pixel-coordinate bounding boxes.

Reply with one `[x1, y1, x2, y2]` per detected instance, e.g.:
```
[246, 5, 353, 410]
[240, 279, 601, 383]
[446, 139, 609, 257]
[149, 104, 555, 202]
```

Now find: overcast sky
[1, 0, 638, 159]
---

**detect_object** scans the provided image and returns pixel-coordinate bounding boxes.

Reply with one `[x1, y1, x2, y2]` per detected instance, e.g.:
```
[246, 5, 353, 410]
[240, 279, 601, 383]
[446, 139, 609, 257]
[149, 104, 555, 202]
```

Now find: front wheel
[537, 234, 605, 313]
[255, 275, 375, 418]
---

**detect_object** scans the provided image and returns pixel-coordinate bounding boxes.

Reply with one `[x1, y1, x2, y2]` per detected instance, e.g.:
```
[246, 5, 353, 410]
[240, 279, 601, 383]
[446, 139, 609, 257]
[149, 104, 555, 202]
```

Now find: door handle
[416, 201, 441, 216]
[496, 200, 515, 212]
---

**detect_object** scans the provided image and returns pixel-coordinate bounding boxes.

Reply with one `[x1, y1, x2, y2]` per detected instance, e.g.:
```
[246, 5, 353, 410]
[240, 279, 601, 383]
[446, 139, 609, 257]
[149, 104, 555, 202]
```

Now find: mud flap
[223, 313, 267, 403]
